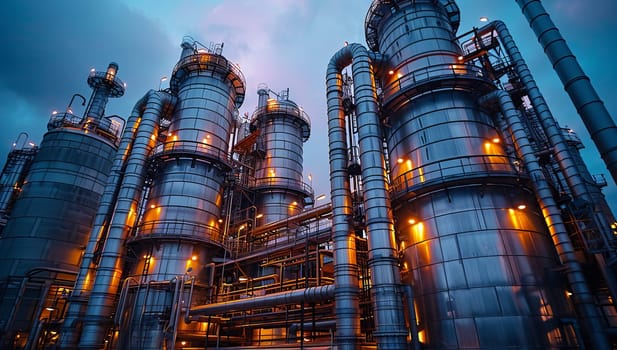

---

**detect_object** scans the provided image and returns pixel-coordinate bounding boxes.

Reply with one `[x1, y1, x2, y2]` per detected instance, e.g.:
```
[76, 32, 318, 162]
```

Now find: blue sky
[0, 0, 615, 211]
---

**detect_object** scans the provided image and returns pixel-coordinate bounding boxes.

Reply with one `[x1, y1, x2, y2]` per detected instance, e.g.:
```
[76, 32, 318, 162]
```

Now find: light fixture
[480, 16, 489, 22]
[191, 255, 198, 261]
[316, 194, 327, 201]
[517, 204, 527, 210]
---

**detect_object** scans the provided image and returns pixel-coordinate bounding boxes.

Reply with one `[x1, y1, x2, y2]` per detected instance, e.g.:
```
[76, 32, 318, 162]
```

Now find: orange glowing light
[408, 218, 416, 225]
[388, 70, 395, 75]
[517, 204, 527, 210]
[492, 137, 500, 143]
[397, 158, 404, 164]
[150, 204, 156, 209]
[191, 255, 198, 261]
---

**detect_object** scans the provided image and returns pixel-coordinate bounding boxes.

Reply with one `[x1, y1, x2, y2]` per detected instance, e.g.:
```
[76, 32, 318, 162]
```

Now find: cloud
[0, 0, 178, 160]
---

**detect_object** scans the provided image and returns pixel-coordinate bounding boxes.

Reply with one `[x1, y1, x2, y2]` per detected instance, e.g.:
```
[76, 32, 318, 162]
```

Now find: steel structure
[0, 1, 616, 349]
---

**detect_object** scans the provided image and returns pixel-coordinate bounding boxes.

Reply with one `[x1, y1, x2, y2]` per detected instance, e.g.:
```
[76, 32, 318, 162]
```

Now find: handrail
[132, 219, 223, 244]
[171, 52, 245, 106]
[381, 63, 488, 105]
[150, 140, 231, 167]
[390, 154, 522, 199]
[46, 112, 122, 145]
[250, 103, 311, 141]
[253, 176, 314, 197]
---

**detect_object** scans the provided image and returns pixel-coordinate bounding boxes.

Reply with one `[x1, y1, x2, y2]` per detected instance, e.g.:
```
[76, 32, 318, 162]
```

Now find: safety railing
[87, 70, 126, 96]
[150, 140, 231, 166]
[381, 63, 488, 105]
[46, 112, 122, 145]
[390, 154, 521, 199]
[251, 103, 311, 141]
[171, 52, 245, 106]
[253, 176, 314, 197]
[131, 219, 223, 245]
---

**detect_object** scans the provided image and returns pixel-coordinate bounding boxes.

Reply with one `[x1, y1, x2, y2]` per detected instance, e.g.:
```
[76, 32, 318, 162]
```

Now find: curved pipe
[328, 42, 408, 349]
[59, 92, 149, 349]
[190, 285, 334, 316]
[326, 44, 362, 349]
[479, 90, 610, 350]
[63, 90, 177, 350]
[516, 0, 617, 185]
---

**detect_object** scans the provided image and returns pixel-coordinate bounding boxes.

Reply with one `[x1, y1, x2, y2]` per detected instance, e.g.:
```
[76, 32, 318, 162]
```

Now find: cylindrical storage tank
[120, 41, 245, 350]
[136, 41, 245, 248]
[366, 0, 578, 348]
[0, 113, 119, 345]
[0, 127, 116, 277]
[250, 90, 311, 225]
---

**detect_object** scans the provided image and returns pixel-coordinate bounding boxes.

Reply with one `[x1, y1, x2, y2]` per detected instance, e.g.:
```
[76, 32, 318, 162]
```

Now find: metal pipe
[60, 92, 151, 349]
[326, 43, 363, 350]
[479, 89, 610, 350]
[24, 280, 52, 350]
[482, 20, 600, 206]
[480, 18, 617, 306]
[516, 0, 617, 185]
[77, 90, 176, 350]
[402, 285, 420, 350]
[329, 42, 408, 349]
[288, 320, 336, 341]
[251, 203, 332, 237]
[184, 276, 195, 324]
[114, 277, 139, 327]
[190, 285, 334, 316]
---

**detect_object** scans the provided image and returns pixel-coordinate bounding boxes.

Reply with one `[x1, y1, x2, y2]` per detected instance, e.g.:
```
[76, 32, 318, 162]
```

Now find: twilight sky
[0, 0, 615, 211]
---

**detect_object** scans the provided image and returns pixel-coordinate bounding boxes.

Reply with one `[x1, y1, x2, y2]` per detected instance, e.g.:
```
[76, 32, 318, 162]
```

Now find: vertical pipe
[486, 20, 617, 304]
[487, 21, 593, 204]
[326, 45, 362, 350]
[516, 0, 617, 186]
[328, 42, 408, 350]
[59, 94, 148, 349]
[77, 90, 175, 350]
[352, 46, 408, 349]
[479, 90, 610, 350]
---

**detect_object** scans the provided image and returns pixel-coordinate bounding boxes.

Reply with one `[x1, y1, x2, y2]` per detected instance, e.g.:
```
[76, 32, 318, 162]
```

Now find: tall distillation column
[114, 40, 246, 350]
[0, 134, 37, 228]
[250, 86, 312, 226]
[365, 0, 579, 348]
[0, 63, 124, 349]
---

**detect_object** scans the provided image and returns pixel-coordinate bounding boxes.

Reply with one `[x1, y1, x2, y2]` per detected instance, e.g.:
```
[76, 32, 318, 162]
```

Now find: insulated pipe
[189, 285, 334, 316]
[328, 43, 408, 350]
[482, 21, 595, 204]
[59, 92, 150, 349]
[479, 90, 610, 350]
[516, 0, 617, 185]
[486, 22, 617, 300]
[76, 90, 176, 350]
[326, 44, 362, 350]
